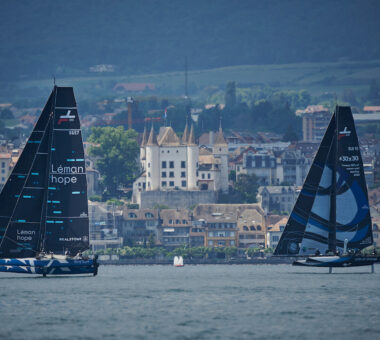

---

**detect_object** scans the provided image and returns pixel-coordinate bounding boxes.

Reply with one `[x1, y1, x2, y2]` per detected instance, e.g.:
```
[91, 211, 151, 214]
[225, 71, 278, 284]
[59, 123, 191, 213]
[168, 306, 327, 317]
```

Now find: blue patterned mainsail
[275, 106, 373, 255]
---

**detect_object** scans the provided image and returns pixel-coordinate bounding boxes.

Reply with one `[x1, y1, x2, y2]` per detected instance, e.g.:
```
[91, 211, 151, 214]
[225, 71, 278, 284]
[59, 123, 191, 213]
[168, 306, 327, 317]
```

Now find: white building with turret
[132, 122, 228, 208]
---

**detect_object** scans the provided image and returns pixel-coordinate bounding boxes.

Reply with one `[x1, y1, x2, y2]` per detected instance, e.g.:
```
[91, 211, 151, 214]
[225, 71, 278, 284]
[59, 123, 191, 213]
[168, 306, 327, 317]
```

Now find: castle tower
[145, 124, 159, 191]
[140, 124, 147, 170]
[213, 120, 228, 192]
[187, 124, 198, 190]
[182, 121, 189, 144]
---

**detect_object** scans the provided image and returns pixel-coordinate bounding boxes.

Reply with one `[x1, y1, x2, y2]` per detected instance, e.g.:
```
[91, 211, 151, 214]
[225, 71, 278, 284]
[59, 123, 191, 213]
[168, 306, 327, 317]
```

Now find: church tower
[145, 124, 159, 191]
[212, 121, 228, 192]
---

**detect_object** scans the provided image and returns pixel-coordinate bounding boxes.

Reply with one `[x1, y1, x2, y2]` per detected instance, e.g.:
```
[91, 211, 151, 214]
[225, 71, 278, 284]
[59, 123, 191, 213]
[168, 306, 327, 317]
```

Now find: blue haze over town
[0, 1, 380, 339]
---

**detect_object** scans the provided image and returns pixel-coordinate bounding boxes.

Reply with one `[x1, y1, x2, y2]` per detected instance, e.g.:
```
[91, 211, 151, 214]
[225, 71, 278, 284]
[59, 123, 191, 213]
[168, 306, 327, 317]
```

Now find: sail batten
[275, 106, 372, 255]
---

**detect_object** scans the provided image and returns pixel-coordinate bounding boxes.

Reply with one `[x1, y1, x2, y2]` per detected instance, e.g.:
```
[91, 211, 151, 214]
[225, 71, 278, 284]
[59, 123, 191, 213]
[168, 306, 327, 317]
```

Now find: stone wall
[139, 190, 216, 209]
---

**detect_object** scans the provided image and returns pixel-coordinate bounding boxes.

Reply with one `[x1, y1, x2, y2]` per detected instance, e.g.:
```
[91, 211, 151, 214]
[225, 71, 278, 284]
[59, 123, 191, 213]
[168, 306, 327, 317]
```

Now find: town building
[236, 205, 266, 248]
[121, 208, 160, 246]
[193, 204, 241, 247]
[0, 153, 11, 189]
[159, 209, 192, 248]
[234, 148, 280, 185]
[296, 105, 331, 142]
[88, 202, 123, 251]
[280, 149, 311, 186]
[266, 216, 287, 249]
[257, 186, 297, 214]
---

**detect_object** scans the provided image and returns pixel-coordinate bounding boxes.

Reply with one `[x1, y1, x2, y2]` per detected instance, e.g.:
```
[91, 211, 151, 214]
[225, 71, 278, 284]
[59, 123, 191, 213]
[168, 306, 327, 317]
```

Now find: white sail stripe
[55, 107, 77, 109]
[37, 152, 48, 155]
[46, 216, 88, 219]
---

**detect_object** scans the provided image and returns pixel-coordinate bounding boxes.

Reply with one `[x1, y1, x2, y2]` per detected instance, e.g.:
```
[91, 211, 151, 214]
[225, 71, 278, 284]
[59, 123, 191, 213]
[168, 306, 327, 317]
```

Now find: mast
[39, 87, 56, 252]
[328, 107, 338, 253]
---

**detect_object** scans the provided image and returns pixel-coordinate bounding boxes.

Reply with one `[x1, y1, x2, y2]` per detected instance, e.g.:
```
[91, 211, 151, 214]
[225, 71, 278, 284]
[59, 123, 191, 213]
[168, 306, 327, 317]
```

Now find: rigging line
[0, 106, 53, 251]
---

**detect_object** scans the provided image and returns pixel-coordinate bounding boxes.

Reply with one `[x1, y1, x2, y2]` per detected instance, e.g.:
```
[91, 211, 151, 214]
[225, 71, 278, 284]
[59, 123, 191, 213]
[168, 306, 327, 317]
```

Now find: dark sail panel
[0, 90, 53, 258]
[44, 87, 89, 254]
[335, 106, 373, 250]
[274, 113, 335, 255]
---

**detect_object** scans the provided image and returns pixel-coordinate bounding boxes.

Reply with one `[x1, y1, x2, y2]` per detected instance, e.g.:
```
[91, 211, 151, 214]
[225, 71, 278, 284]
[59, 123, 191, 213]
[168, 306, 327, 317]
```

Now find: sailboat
[0, 86, 98, 276]
[173, 256, 184, 267]
[274, 106, 380, 269]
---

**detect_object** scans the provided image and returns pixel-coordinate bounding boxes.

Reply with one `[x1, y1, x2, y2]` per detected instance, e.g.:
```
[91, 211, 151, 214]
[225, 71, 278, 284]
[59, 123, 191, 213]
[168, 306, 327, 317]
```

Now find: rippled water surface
[1, 264, 379, 339]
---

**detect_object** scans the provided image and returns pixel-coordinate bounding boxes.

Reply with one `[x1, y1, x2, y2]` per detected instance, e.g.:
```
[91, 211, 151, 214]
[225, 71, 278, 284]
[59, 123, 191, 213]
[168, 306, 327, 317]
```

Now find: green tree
[282, 126, 299, 142]
[225, 81, 236, 108]
[367, 79, 380, 104]
[89, 126, 139, 196]
[234, 174, 259, 203]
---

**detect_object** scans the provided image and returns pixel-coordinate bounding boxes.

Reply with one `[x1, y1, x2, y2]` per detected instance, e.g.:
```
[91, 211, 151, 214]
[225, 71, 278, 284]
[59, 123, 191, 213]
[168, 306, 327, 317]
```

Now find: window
[148, 172, 151, 177]
[1, 169, 4, 174]
[169, 181, 174, 187]
[230, 240, 235, 246]
[161, 181, 167, 187]
[145, 212, 154, 218]
[207, 173, 211, 179]
[243, 226, 248, 231]
[181, 180, 186, 187]
[128, 213, 137, 218]
[182, 220, 187, 224]
[181, 161, 186, 168]
[169, 219, 173, 224]
[169, 161, 174, 168]
[181, 171, 186, 178]
[208, 240, 213, 246]
[162, 172, 167, 178]
[1, 162, 4, 168]
[162, 161, 167, 168]
[138, 182, 141, 187]
[148, 182, 151, 187]
[202, 173, 205, 179]
[250, 226, 256, 231]
[176, 219, 180, 224]
[148, 163, 150, 168]
[256, 225, 262, 231]
[169, 171, 174, 178]
[272, 236, 279, 242]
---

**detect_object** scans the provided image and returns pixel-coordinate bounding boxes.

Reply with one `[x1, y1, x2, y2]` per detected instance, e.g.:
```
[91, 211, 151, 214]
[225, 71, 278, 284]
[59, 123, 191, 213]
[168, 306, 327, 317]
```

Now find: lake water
[1, 264, 379, 340]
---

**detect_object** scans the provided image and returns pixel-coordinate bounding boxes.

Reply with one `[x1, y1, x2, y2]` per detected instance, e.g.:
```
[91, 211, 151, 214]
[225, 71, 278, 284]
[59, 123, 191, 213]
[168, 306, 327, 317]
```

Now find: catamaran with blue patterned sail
[274, 105, 379, 269]
[0, 86, 98, 276]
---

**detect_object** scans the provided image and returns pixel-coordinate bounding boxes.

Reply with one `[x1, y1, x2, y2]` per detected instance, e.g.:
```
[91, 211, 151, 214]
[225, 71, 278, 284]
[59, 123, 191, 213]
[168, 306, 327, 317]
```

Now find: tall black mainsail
[275, 106, 373, 255]
[0, 87, 89, 258]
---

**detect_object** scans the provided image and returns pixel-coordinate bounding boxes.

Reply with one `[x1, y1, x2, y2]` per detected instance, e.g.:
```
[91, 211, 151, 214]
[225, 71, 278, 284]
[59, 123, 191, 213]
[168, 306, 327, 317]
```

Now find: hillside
[1, 0, 380, 81]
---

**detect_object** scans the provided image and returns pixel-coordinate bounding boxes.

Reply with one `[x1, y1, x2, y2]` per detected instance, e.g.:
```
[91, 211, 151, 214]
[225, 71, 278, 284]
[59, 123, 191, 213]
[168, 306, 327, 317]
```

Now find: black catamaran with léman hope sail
[274, 105, 380, 269]
[0, 86, 98, 276]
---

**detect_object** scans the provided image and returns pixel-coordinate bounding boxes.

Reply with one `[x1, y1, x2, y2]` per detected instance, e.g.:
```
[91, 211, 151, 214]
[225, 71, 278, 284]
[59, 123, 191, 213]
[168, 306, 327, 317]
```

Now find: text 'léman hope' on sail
[275, 106, 373, 256]
[0, 87, 90, 258]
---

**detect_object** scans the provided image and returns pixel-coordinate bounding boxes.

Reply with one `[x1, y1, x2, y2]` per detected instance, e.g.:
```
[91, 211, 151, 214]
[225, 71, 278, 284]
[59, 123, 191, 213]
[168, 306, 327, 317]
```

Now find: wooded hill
[1, 0, 380, 80]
